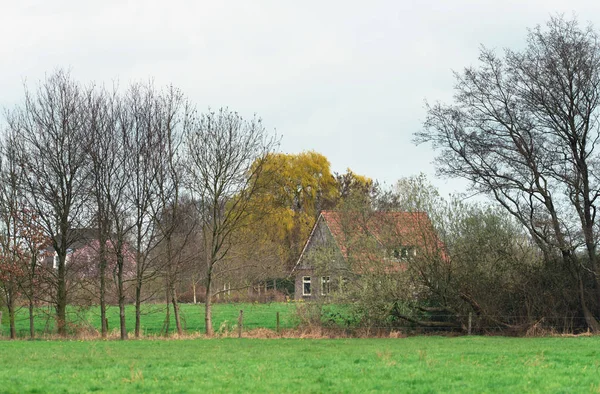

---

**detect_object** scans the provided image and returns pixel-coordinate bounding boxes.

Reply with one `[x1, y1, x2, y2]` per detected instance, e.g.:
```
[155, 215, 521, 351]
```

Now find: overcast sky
[3, 1, 600, 198]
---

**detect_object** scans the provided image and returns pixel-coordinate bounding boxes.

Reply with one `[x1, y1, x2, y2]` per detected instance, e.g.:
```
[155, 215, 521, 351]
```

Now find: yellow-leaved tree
[248, 152, 374, 276]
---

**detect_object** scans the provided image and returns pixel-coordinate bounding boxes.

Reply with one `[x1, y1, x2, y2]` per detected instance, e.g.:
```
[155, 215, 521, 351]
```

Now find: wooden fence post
[238, 310, 244, 338]
[276, 312, 280, 334]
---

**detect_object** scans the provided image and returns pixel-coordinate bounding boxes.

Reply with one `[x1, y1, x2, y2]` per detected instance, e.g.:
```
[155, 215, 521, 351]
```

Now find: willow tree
[247, 151, 340, 272]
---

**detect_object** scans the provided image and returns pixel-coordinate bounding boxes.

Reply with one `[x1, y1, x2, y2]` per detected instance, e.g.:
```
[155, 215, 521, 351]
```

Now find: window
[339, 276, 349, 292]
[302, 276, 311, 296]
[321, 276, 330, 295]
[400, 247, 409, 260]
[393, 247, 416, 261]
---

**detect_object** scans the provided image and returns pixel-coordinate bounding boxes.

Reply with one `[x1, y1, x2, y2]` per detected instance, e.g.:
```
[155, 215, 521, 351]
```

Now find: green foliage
[0, 337, 599, 392]
[329, 174, 554, 333]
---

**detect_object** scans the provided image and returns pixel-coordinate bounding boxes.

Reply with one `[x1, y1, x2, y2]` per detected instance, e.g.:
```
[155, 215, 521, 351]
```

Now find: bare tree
[416, 16, 600, 331]
[116, 83, 160, 338]
[118, 83, 194, 338]
[0, 130, 25, 339]
[185, 108, 278, 335]
[0, 132, 51, 340]
[16, 206, 51, 339]
[85, 85, 118, 338]
[150, 86, 192, 336]
[7, 70, 91, 336]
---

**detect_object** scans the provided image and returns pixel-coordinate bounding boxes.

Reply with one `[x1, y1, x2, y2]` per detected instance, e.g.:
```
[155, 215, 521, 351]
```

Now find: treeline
[0, 70, 374, 339]
[301, 16, 600, 336]
[313, 176, 582, 335]
[4, 15, 600, 339]
[412, 16, 600, 334]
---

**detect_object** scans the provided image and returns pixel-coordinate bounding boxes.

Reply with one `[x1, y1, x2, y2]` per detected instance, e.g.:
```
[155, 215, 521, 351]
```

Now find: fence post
[468, 312, 472, 335]
[0, 311, 3, 335]
[276, 312, 280, 334]
[238, 310, 244, 338]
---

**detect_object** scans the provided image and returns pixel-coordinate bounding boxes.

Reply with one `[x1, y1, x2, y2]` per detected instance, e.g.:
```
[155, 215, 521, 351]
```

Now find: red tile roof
[320, 210, 445, 260]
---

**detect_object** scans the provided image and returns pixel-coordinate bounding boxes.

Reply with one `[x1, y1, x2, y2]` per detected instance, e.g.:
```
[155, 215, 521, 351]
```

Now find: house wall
[294, 217, 344, 300]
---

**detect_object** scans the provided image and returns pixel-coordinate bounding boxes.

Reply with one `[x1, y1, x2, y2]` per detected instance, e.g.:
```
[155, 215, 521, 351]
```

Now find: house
[292, 210, 444, 300]
[42, 228, 97, 269]
[42, 229, 135, 279]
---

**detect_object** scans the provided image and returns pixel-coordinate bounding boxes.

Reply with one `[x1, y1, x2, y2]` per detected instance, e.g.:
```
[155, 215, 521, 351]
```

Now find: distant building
[292, 210, 444, 300]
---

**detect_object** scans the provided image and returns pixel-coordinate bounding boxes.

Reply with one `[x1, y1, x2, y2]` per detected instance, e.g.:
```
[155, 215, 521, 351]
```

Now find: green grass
[0, 336, 599, 392]
[0, 303, 298, 337]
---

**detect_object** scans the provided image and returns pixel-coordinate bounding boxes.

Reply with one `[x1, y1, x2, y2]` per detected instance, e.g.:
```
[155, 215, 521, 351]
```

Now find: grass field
[0, 303, 298, 337]
[0, 336, 599, 392]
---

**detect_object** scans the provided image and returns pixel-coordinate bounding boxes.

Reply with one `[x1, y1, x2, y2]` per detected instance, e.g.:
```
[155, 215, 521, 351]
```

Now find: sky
[3, 0, 600, 199]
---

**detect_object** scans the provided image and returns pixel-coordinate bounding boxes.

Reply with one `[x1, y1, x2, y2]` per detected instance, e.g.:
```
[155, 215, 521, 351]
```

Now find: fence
[0, 303, 296, 338]
[0, 303, 594, 338]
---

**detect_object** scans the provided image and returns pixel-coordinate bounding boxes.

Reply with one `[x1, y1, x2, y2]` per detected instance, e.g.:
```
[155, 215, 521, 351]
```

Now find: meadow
[0, 303, 298, 338]
[0, 336, 599, 392]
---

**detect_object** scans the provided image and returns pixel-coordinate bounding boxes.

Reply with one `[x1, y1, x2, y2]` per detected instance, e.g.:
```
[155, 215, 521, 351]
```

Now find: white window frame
[400, 247, 409, 260]
[321, 276, 330, 296]
[395, 246, 417, 261]
[302, 276, 311, 296]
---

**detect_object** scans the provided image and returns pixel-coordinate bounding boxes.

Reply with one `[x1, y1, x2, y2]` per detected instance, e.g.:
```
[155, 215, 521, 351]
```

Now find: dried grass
[3, 325, 419, 340]
[11, 320, 596, 341]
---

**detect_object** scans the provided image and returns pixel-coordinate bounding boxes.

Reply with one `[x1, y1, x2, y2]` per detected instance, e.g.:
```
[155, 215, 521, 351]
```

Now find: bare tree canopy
[185, 107, 279, 335]
[416, 16, 600, 331]
[6, 70, 91, 335]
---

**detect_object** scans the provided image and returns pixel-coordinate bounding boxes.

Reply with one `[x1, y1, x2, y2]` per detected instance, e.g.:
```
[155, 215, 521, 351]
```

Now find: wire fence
[0, 303, 594, 338]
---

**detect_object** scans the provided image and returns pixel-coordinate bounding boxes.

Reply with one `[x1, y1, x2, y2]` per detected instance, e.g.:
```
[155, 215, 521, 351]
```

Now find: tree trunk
[205, 279, 213, 336]
[100, 271, 107, 338]
[56, 253, 67, 336]
[99, 236, 108, 338]
[135, 280, 142, 338]
[579, 276, 600, 332]
[163, 290, 171, 336]
[8, 292, 16, 340]
[27, 254, 37, 340]
[117, 252, 128, 340]
[205, 244, 214, 336]
[119, 299, 127, 340]
[29, 299, 35, 339]
[172, 286, 183, 336]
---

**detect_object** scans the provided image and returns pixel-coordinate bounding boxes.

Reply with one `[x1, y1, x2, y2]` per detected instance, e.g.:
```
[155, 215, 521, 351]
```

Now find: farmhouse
[42, 229, 135, 279]
[292, 210, 443, 300]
